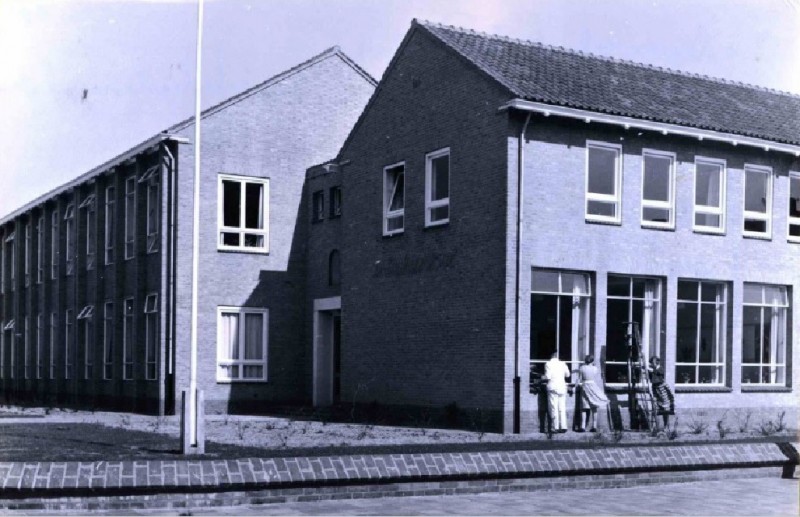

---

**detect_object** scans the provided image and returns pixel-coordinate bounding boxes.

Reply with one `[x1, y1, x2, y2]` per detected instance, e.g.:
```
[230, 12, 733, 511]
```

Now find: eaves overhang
[500, 99, 800, 157]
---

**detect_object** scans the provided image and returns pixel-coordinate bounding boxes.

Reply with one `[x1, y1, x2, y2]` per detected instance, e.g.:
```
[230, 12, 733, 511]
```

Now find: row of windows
[530, 270, 790, 387]
[0, 172, 160, 293]
[311, 186, 342, 223]
[585, 141, 800, 240]
[383, 147, 450, 236]
[0, 294, 159, 381]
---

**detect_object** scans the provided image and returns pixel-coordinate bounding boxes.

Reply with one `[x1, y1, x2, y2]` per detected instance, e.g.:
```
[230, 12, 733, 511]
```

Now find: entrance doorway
[313, 296, 341, 407]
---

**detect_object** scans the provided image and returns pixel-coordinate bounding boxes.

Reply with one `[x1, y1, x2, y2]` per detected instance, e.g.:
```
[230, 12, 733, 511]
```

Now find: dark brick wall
[338, 28, 513, 429]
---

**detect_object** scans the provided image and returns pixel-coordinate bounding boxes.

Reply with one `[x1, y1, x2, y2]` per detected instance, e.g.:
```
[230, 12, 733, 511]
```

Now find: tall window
[103, 302, 114, 380]
[144, 294, 158, 380]
[641, 150, 675, 229]
[65, 309, 73, 379]
[51, 210, 59, 279]
[81, 194, 96, 270]
[530, 270, 591, 379]
[605, 275, 662, 384]
[123, 298, 134, 380]
[676, 280, 727, 385]
[36, 216, 43, 284]
[1, 233, 4, 294]
[330, 186, 342, 218]
[77, 305, 94, 379]
[328, 249, 341, 286]
[0, 329, 4, 379]
[23, 316, 29, 379]
[217, 307, 268, 382]
[789, 173, 800, 242]
[105, 186, 115, 265]
[693, 157, 726, 233]
[5, 321, 14, 378]
[585, 141, 622, 223]
[742, 284, 788, 385]
[218, 174, 269, 252]
[6, 231, 15, 291]
[124, 176, 135, 259]
[36, 314, 42, 379]
[49, 313, 56, 379]
[383, 163, 405, 235]
[64, 202, 75, 275]
[425, 148, 450, 226]
[311, 190, 325, 223]
[742, 165, 772, 238]
[24, 221, 31, 286]
[146, 176, 160, 253]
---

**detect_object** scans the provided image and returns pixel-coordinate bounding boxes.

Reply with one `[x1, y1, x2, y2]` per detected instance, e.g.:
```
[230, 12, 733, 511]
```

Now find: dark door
[332, 313, 342, 404]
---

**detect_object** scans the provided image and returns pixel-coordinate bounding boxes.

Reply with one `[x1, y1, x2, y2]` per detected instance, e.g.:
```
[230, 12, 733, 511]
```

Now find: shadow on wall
[225, 187, 310, 415]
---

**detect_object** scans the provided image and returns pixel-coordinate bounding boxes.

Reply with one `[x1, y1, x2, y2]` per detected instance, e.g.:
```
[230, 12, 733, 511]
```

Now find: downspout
[162, 143, 177, 413]
[513, 112, 532, 434]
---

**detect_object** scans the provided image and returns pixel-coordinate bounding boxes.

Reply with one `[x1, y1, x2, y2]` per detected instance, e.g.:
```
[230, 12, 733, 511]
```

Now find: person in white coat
[543, 352, 571, 433]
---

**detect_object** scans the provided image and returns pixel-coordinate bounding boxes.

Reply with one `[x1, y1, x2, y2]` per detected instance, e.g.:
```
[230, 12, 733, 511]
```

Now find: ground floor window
[123, 298, 134, 380]
[217, 306, 268, 382]
[144, 294, 158, 380]
[675, 280, 727, 385]
[103, 302, 113, 380]
[605, 275, 661, 384]
[742, 283, 788, 385]
[530, 269, 591, 378]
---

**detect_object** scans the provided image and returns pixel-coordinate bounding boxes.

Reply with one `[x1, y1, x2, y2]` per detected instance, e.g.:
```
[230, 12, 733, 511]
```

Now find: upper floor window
[124, 176, 135, 260]
[311, 190, 325, 223]
[50, 210, 58, 279]
[24, 221, 31, 286]
[218, 174, 269, 253]
[5, 230, 15, 290]
[789, 173, 800, 242]
[585, 141, 622, 224]
[641, 150, 675, 229]
[330, 186, 342, 218]
[383, 162, 405, 236]
[81, 194, 96, 270]
[145, 175, 160, 253]
[425, 148, 450, 226]
[105, 186, 115, 265]
[693, 157, 726, 233]
[742, 165, 772, 239]
[36, 216, 43, 284]
[676, 280, 727, 386]
[64, 202, 75, 275]
[742, 283, 788, 386]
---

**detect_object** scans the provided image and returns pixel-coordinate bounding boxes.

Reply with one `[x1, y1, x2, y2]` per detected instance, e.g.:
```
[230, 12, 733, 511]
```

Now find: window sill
[585, 217, 621, 226]
[788, 239, 800, 244]
[692, 228, 726, 236]
[740, 385, 792, 393]
[382, 231, 404, 238]
[216, 247, 270, 255]
[742, 233, 771, 241]
[675, 386, 731, 393]
[641, 224, 675, 232]
[216, 379, 269, 384]
[424, 221, 449, 230]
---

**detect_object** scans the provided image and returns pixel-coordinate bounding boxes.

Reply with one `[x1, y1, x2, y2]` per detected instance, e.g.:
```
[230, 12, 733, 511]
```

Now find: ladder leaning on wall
[624, 321, 659, 431]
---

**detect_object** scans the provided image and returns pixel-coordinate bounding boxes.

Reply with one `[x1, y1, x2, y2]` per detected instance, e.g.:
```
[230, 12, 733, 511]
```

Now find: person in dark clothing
[648, 356, 674, 428]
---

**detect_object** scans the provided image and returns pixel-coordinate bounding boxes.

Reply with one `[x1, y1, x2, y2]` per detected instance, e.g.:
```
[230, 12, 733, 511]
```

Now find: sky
[1, 0, 799, 217]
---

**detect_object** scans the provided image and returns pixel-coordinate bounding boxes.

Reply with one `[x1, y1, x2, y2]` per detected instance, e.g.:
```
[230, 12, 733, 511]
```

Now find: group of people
[542, 352, 675, 433]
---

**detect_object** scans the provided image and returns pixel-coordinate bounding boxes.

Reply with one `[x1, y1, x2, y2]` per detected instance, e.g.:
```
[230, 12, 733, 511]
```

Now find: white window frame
[217, 174, 270, 253]
[50, 210, 58, 280]
[741, 284, 789, 386]
[675, 280, 727, 386]
[6, 230, 15, 292]
[124, 176, 135, 260]
[24, 221, 31, 286]
[64, 202, 75, 275]
[216, 306, 268, 383]
[49, 312, 56, 379]
[383, 162, 405, 236]
[35, 314, 42, 379]
[103, 301, 113, 380]
[23, 316, 29, 379]
[585, 141, 623, 224]
[640, 149, 676, 230]
[36, 215, 43, 284]
[81, 313, 93, 379]
[789, 172, 800, 243]
[144, 293, 158, 380]
[742, 164, 773, 239]
[105, 185, 115, 265]
[65, 309, 73, 379]
[692, 156, 727, 234]
[123, 297, 134, 380]
[425, 148, 450, 227]
[146, 176, 159, 254]
[84, 195, 96, 270]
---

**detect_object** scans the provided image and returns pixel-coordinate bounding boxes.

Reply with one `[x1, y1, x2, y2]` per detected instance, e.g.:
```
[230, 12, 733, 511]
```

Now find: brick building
[0, 48, 376, 414]
[308, 20, 799, 432]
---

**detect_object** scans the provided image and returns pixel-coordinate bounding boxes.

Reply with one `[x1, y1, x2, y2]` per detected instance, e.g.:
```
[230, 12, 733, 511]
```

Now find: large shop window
[530, 270, 591, 377]
[218, 174, 269, 253]
[641, 150, 675, 229]
[217, 307, 268, 382]
[676, 280, 727, 385]
[383, 162, 405, 235]
[605, 275, 661, 384]
[585, 141, 622, 224]
[693, 157, 726, 233]
[788, 172, 800, 242]
[742, 165, 772, 238]
[742, 284, 789, 386]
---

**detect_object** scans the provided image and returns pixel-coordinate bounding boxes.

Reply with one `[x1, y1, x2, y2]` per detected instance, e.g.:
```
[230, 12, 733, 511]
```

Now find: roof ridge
[414, 19, 800, 99]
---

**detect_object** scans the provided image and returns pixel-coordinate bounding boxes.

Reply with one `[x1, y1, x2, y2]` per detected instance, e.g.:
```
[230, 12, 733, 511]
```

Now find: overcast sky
[1, 0, 798, 217]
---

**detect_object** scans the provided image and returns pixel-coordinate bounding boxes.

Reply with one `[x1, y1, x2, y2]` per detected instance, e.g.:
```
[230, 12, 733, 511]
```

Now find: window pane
[744, 219, 767, 233]
[222, 180, 241, 228]
[694, 213, 720, 228]
[701, 283, 720, 302]
[530, 294, 557, 361]
[389, 171, 404, 211]
[741, 365, 760, 384]
[387, 215, 403, 232]
[222, 313, 239, 360]
[605, 298, 629, 363]
[790, 224, 800, 238]
[643, 154, 671, 202]
[606, 364, 629, 384]
[244, 313, 263, 360]
[678, 280, 698, 301]
[531, 270, 559, 293]
[676, 301, 698, 363]
[741, 306, 761, 362]
[222, 232, 240, 247]
[695, 162, 721, 207]
[587, 201, 615, 217]
[676, 365, 696, 384]
[243, 365, 263, 379]
[243, 234, 264, 248]
[698, 304, 718, 363]
[587, 147, 617, 195]
[558, 296, 573, 364]
[561, 272, 590, 295]
[607, 276, 629, 297]
[764, 286, 786, 305]
[643, 207, 670, 223]
[744, 169, 768, 213]
[698, 365, 722, 384]
[631, 278, 646, 299]
[245, 183, 264, 229]
[743, 284, 763, 304]
[790, 176, 800, 218]
[430, 205, 449, 222]
[431, 155, 449, 201]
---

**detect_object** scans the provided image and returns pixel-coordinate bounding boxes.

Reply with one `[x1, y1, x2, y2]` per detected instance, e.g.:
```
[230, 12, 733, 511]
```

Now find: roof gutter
[499, 99, 800, 157]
